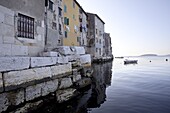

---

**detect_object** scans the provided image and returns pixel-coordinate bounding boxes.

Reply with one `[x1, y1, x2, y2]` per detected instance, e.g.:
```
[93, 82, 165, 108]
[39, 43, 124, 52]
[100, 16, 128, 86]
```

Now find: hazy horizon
[77, 0, 170, 56]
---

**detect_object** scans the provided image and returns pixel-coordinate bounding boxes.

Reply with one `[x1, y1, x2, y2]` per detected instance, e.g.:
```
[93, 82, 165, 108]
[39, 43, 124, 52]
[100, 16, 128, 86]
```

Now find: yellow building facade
[63, 0, 80, 46]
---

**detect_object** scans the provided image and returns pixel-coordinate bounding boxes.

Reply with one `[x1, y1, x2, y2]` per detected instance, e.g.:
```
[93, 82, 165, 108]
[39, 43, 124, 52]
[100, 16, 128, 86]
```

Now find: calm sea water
[90, 56, 170, 113]
[35, 56, 170, 113]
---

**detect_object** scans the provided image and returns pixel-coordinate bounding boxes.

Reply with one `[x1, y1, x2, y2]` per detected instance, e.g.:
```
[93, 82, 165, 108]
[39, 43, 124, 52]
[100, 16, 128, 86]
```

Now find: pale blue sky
[77, 0, 170, 56]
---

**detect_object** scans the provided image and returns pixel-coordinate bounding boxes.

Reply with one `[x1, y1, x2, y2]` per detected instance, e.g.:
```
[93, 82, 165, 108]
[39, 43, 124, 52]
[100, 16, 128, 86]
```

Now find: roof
[87, 12, 105, 24]
[74, 0, 88, 17]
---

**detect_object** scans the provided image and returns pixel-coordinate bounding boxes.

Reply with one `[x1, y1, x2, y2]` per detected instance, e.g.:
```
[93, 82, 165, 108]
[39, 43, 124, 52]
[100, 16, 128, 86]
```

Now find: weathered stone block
[42, 79, 58, 96]
[57, 56, 69, 64]
[33, 67, 52, 79]
[80, 54, 91, 64]
[51, 63, 72, 77]
[59, 78, 73, 89]
[56, 88, 77, 103]
[0, 57, 30, 72]
[75, 78, 91, 89]
[74, 46, 85, 55]
[0, 44, 12, 56]
[11, 45, 28, 56]
[67, 54, 80, 62]
[11, 100, 43, 113]
[0, 23, 14, 37]
[73, 75, 81, 83]
[72, 69, 78, 75]
[26, 83, 44, 101]
[3, 36, 15, 44]
[40, 52, 59, 57]
[56, 46, 85, 55]
[0, 93, 9, 112]
[3, 69, 36, 90]
[31, 57, 57, 68]
[0, 73, 3, 92]
[7, 89, 25, 106]
[56, 46, 74, 55]
[28, 46, 44, 57]
[4, 67, 53, 91]
[4, 14, 14, 26]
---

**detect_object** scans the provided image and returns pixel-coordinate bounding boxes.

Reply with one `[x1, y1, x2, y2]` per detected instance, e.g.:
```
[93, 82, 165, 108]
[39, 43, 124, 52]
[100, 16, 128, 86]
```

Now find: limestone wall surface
[0, 50, 92, 112]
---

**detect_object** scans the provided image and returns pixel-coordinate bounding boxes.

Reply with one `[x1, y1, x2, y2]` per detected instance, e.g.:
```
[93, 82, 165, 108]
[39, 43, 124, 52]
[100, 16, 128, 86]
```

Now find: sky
[77, 0, 170, 56]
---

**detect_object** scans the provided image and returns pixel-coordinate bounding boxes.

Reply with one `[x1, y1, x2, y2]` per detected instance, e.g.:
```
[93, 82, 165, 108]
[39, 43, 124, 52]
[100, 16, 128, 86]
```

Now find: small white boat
[124, 59, 138, 64]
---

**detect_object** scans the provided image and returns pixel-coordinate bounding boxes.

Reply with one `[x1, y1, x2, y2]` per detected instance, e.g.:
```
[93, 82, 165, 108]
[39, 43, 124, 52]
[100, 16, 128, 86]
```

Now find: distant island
[164, 54, 170, 56]
[115, 56, 124, 59]
[140, 54, 158, 57]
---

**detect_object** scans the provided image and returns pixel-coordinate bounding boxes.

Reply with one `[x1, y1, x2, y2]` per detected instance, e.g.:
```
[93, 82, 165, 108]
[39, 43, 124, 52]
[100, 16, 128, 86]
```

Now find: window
[96, 39, 98, 43]
[79, 18, 82, 22]
[86, 24, 88, 28]
[17, 13, 34, 39]
[83, 39, 84, 45]
[58, 40, 61, 44]
[52, 22, 57, 30]
[49, 0, 53, 11]
[64, 5, 67, 13]
[73, 14, 75, 20]
[58, 7, 62, 16]
[64, 17, 69, 25]
[65, 31, 67, 38]
[96, 48, 98, 52]
[99, 39, 101, 44]
[79, 9, 82, 14]
[99, 48, 101, 55]
[77, 37, 81, 42]
[80, 26, 82, 32]
[73, 1, 75, 8]
[96, 29, 98, 34]
[59, 24, 61, 31]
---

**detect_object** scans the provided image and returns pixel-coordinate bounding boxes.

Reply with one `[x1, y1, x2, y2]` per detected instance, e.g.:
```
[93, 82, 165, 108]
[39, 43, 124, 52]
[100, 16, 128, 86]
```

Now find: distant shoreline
[140, 54, 158, 57]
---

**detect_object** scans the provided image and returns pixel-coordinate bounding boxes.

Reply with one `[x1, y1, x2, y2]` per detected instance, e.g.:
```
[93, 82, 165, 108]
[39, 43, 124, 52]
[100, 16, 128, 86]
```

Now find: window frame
[64, 5, 67, 13]
[73, 1, 75, 8]
[49, 0, 54, 11]
[58, 7, 62, 17]
[17, 13, 34, 39]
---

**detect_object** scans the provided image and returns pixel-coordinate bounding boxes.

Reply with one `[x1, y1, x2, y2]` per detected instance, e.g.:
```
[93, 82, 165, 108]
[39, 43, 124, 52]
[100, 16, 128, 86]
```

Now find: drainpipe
[44, 0, 48, 51]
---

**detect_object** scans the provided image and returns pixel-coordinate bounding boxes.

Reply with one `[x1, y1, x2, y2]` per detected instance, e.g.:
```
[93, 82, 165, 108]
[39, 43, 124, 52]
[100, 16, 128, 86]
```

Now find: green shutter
[64, 5, 67, 12]
[64, 17, 67, 25]
[67, 18, 69, 25]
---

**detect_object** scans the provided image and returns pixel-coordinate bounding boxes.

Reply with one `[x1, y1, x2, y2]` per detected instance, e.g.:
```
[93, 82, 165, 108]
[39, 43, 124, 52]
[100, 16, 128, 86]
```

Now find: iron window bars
[17, 13, 34, 39]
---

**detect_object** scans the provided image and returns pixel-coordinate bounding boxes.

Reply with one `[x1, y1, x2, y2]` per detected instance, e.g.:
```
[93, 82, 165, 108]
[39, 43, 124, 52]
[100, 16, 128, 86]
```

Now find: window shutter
[64, 17, 67, 25]
[67, 18, 69, 25]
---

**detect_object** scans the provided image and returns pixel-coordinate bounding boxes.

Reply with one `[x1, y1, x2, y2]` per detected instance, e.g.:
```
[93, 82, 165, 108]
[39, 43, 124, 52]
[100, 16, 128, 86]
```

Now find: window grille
[17, 13, 34, 39]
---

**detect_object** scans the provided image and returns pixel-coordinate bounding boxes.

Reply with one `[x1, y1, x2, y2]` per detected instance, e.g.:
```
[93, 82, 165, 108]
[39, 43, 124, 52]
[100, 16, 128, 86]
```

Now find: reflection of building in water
[88, 62, 113, 108]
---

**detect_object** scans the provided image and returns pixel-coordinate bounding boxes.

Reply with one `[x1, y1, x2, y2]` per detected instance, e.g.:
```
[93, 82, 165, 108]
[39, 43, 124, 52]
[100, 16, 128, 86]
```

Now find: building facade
[0, 0, 65, 56]
[0, 0, 45, 56]
[87, 13, 105, 58]
[45, 0, 64, 50]
[103, 33, 112, 57]
[78, 5, 88, 52]
[62, 0, 87, 47]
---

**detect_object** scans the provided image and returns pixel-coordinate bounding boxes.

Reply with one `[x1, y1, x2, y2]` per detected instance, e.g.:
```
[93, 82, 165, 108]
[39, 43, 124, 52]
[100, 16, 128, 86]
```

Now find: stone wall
[0, 4, 45, 57]
[0, 47, 92, 112]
